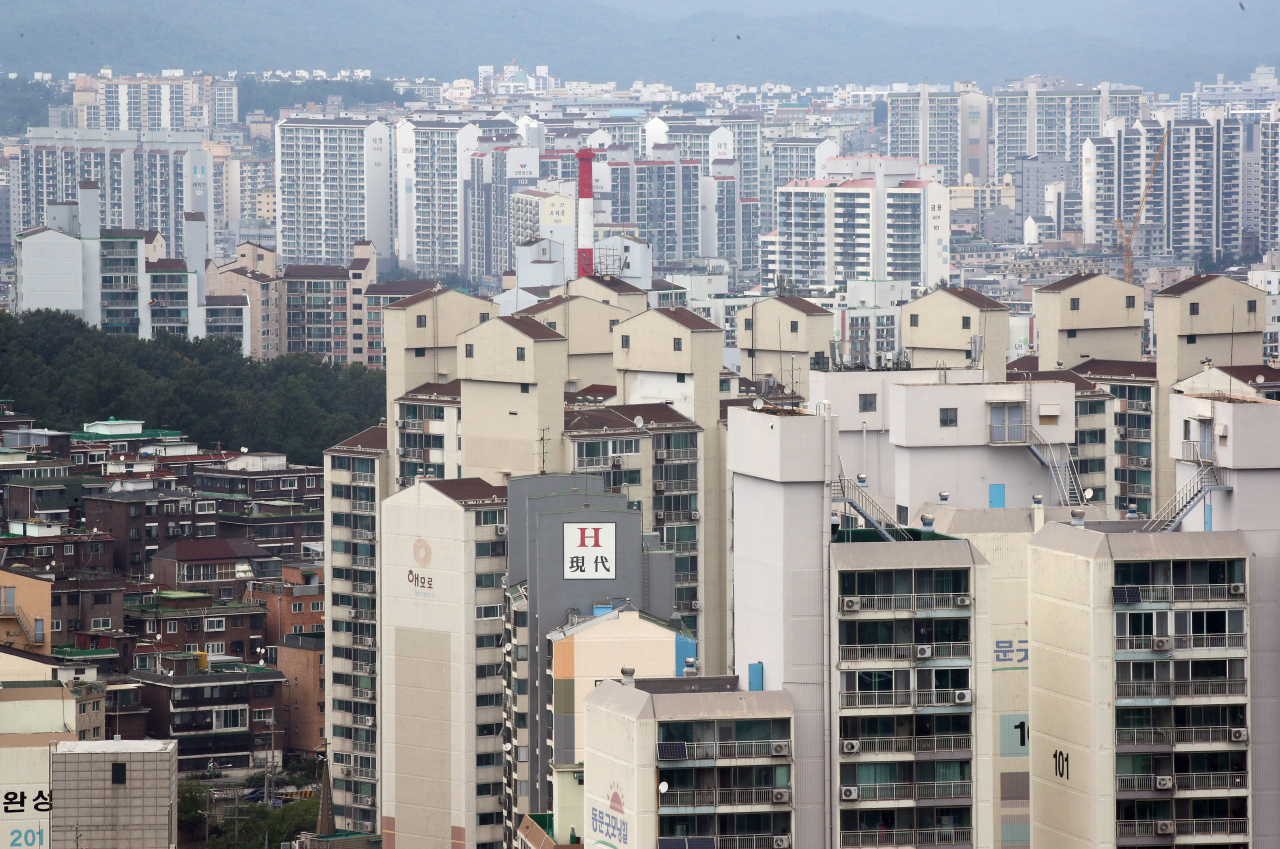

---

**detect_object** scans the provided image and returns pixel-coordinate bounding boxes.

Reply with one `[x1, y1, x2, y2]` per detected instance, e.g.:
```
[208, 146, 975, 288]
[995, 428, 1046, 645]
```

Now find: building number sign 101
[563, 522, 616, 580]
[1052, 749, 1070, 780]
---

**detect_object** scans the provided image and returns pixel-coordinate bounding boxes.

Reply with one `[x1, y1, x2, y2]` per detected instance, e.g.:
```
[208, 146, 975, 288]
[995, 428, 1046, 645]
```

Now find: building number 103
[10, 829, 44, 847]
[1051, 750, 1070, 780]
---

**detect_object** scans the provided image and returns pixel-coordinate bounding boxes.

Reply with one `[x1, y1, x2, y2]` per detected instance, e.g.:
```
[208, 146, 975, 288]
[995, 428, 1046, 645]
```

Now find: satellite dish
[658, 781, 669, 794]
[239, 446, 249, 453]
[1258, 375, 1266, 384]
[751, 398, 764, 410]
[1083, 488, 1094, 500]
[633, 415, 644, 428]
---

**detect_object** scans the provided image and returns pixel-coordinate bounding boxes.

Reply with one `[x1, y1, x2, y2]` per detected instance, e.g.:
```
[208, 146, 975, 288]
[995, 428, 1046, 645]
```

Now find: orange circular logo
[413, 538, 432, 567]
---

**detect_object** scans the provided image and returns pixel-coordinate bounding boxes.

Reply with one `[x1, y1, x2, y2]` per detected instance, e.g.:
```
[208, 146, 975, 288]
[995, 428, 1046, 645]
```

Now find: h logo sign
[578, 527, 603, 548]
[564, 522, 616, 580]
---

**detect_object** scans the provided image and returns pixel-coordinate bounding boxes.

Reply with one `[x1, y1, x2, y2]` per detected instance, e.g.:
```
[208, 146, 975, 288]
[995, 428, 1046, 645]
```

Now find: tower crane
[1115, 124, 1170, 286]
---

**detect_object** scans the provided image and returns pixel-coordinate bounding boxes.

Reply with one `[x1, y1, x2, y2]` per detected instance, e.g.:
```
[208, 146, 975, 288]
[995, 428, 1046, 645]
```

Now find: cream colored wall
[1035, 276, 1143, 368]
[0, 652, 56, 681]
[384, 291, 490, 423]
[902, 290, 982, 363]
[737, 302, 831, 398]
[560, 277, 648, 316]
[613, 312, 698, 385]
[583, 685, 657, 849]
[1156, 277, 1265, 385]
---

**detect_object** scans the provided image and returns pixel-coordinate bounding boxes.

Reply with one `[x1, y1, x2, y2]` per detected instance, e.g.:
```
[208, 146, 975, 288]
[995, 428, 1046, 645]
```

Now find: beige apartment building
[512, 294, 631, 389]
[1033, 273, 1145, 369]
[901, 287, 1011, 380]
[736, 295, 834, 399]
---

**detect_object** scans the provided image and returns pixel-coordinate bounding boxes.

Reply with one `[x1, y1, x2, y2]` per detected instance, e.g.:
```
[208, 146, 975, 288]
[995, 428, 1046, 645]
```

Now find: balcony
[1115, 680, 1247, 699]
[400, 420, 424, 431]
[839, 828, 972, 847]
[988, 424, 1027, 444]
[351, 501, 376, 514]
[716, 836, 789, 849]
[1117, 819, 1248, 838]
[839, 643, 971, 662]
[1111, 584, 1245, 602]
[657, 787, 788, 808]
[841, 690, 913, 709]
[656, 448, 698, 461]
[353, 794, 376, 806]
[1176, 772, 1248, 790]
[915, 689, 972, 707]
[840, 594, 972, 613]
[843, 735, 971, 755]
[655, 740, 791, 761]
[352, 688, 376, 701]
[353, 555, 376, 568]
[352, 582, 376, 594]
[352, 741, 376, 754]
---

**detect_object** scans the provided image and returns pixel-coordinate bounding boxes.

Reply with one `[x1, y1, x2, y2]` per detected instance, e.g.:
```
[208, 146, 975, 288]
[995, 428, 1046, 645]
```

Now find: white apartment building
[993, 83, 1144, 186]
[393, 119, 484, 277]
[887, 85, 989, 187]
[764, 137, 840, 229]
[75, 73, 230, 131]
[765, 174, 949, 291]
[275, 117, 391, 267]
[9, 127, 214, 252]
[1083, 113, 1243, 260]
[1259, 103, 1280, 252]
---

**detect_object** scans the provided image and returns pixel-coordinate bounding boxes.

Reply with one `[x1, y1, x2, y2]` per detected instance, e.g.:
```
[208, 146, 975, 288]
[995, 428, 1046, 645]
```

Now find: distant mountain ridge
[0, 0, 1269, 94]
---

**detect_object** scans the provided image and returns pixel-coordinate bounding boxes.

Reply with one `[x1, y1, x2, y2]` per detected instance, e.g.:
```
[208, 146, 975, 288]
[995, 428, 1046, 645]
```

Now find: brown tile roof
[1217, 364, 1280, 384]
[282, 265, 350, 280]
[774, 296, 832, 316]
[653, 307, 722, 331]
[1010, 370, 1098, 391]
[203, 295, 247, 306]
[1071, 359, 1157, 380]
[1007, 355, 1040, 372]
[146, 259, 188, 272]
[183, 212, 206, 222]
[564, 407, 640, 432]
[610, 403, 697, 426]
[497, 315, 565, 340]
[364, 280, 440, 297]
[939, 287, 1009, 311]
[1035, 272, 1102, 292]
[585, 275, 646, 294]
[384, 286, 450, 309]
[648, 279, 684, 291]
[427, 478, 508, 503]
[349, 258, 372, 270]
[514, 294, 577, 316]
[401, 379, 462, 400]
[329, 425, 387, 452]
[78, 180, 99, 189]
[101, 228, 159, 241]
[565, 384, 617, 404]
[1155, 274, 1224, 296]
[153, 538, 273, 563]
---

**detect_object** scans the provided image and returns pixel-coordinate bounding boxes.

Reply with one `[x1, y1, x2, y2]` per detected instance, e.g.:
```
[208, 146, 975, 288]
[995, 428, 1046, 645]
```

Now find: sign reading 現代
[563, 522, 617, 580]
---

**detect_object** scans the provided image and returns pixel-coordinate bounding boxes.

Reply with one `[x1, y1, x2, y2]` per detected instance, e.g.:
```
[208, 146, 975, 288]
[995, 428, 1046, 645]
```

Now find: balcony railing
[1111, 584, 1243, 602]
[840, 593, 972, 612]
[656, 740, 792, 761]
[989, 424, 1027, 444]
[915, 781, 972, 799]
[352, 688, 375, 701]
[716, 836, 787, 849]
[718, 787, 786, 806]
[352, 661, 376, 674]
[915, 689, 970, 706]
[352, 741, 376, 754]
[1116, 680, 1247, 699]
[400, 420, 424, 431]
[841, 690, 913, 708]
[1174, 634, 1245, 649]
[659, 788, 715, 807]
[352, 472, 375, 484]
[1116, 774, 1158, 791]
[916, 828, 973, 845]
[1174, 726, 1236, 744]
[353, 555, 376, 567]
[351, 501, 375, 513]
[353, 794, 375, 806]
[657, 448, 699, 461]
[854, 782, 914, 801]
[840, 830, 916, 846]
[1116, 728, 1173, 745]
[574, 456, 613, 469]
[1176, 772, 1248, 790]
[914, 734, 972, 752]
[845, 734, 972, 755]
[349, 767, 377, 780]
[352, 582, 376, 594]
[839, 643, 971, 662]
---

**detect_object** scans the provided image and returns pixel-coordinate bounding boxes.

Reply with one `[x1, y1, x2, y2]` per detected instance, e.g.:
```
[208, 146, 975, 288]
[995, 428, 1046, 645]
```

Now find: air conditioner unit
[655, 481, 667, 491]
[954, 689, 973, 704]
[611, 455, 623, 467]
[1230, 727, 1249, 742]
[394, 419, 403, 428]
[770, 741, 791, 757]
[1155, 775, 1174, 790]
[691, 600, 702, 611]
[1156, 821, 1175, 835]
[496, 524, 508, 536]
[956, 595, 972, 607]
[654, 511, 665, 522]
[341, 768, 352, 776]
[348, 609, 359, 618]
[1117, 427, 1127, 439]
[100, 301, 108, 307]
[1229, 583, 1246, 595]
[841, 597, 861, 613]
[691, 511, 701, 520]
[841, 739, 861, 754]
[772, 837, 791, 849]
[916, 645, 933, 660]
[361, 717, 375, 727]
[655, 449, 668, 460]
[839, 786, 859, 801]
[771, 788, 791, 804]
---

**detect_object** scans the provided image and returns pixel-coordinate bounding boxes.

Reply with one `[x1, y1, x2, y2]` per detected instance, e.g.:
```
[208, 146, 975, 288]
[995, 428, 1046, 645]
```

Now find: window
[1126, 295, 1136, 309]
[292, 602, 304, 614]
[1248, 300, 1257, 313]
[1187, 335, 1197, 344]
[205, 642, 226, 654]
[743, 318, 753, 330]
[90, 618, 111, 630]
[790, 320, 799, 333]
[167, 621, 179, 633]
[281, 478, 298, 490]
[111, 763, 127, 785]
[476, 753, 499, 767]
[93, 593, 112, 605]
[1190, 302, 1199, 316]
[673, 338, 683, 351]
[63, 544, 74, 556]
[205, 618, 226, 632]
[465, 344, 474, 358]
[961, 316, 971, 330]
[416, 315, 427, 328]
[253, 709, 273, 721]
[414, 348, 425, 358]
[516, 347, 526, 361]
[676, 373, 686, 383]
[195, 501, 216, 514]
[621, 335, 630, 348]
[51, 620, 62, 632]
[475, 605, 502, 620]
[255, 479, 273, 491]
[1067, 329, 1077, 339]
[479, 312, 490, 323]
[939, 408, 958, 427]
[859, 394, 877, 413]
[909, 314, 918, 327]
[519, 382, 530, 394]
[476, 723, 500, 737]
[720, 379, 730, 392]
[311, 600, 324, 612]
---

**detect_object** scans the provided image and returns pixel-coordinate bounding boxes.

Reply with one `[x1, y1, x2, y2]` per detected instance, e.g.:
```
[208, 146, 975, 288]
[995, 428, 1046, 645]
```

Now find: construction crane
[1115, 124, 1170, 286]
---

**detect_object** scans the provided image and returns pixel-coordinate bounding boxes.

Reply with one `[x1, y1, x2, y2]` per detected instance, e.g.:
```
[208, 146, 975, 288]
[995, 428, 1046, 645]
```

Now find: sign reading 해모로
[563, 522, 617, 580]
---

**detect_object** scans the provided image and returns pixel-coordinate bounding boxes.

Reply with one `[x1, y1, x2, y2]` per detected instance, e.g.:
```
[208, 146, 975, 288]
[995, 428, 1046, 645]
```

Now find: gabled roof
[1007, 355, 1040, 372]
[611, 403, 698, 426]
[1155, 274, 1225, 296]
[583, 275, 646, 295]
[401, 379, 462, 400]
[153, 538, 274, 563]
[427, 478, 508, 503]
[1071, 359, 1157, 380]
[496, 315, 565, 340]
[1036, 272, 1103, 292]
[652, 307, 722, 331]
[938, 287, 1008, 311]
[203, 295, 248, 307]
[1216, 364, 1280, 385]
[363, 280, 440, 297]
[565, 384, 617, 405]
[146, 259, 188, 273]
[282, 265, 350, 280]
[329, 425, 387, 452]
[648, 279, 684, 291]
[514, 294, 578, 316]
[564, 407, 641, 432]
[773, 296, 832, 316]
[383, 286, 449, 310]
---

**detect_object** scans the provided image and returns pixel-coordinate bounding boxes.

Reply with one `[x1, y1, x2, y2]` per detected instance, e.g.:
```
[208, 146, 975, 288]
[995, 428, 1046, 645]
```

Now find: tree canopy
[0, 310, 384, 465]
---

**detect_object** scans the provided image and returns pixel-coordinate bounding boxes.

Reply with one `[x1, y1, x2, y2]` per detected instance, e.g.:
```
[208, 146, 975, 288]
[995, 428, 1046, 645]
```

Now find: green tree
[205, 798, 319, 849]
[176, 781, 207, 835]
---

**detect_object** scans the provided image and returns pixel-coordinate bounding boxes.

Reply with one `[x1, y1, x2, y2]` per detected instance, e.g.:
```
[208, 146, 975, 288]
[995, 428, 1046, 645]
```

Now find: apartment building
[992, 83, 1143, 186]
[1083, 113, 1242, 259]
[9, 127, 214, 248]
[463, 142, 539, 283]
[275, 118, 391, 267]
[74, 74, 227, 132]
[281, 242, 382, 366]
[764, 137, 840, 229]
[766, 173, 949, 292]
[227, 156, 275, 224]
[390, 380, 463, 484]
[736, 296, 834, 399]
[1032, 273, 1145, 369]
[729, 404, 990, 846]
[1013, 154, 1071, 220]
[901, 287, 1010, 379]
[887, 85, 989, 187]
[1029, 524, 1269, 846]
[124, 589, 269, 662]
[1259, 103, 1280, 253]
[323, 425, 392, 833]
[510, 189, 576, 270]
[584, 677, 796, 848]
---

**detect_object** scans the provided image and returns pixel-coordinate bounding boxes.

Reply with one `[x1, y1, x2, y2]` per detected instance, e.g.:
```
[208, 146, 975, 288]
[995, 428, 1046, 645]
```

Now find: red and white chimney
[575, 147, 595, 278]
